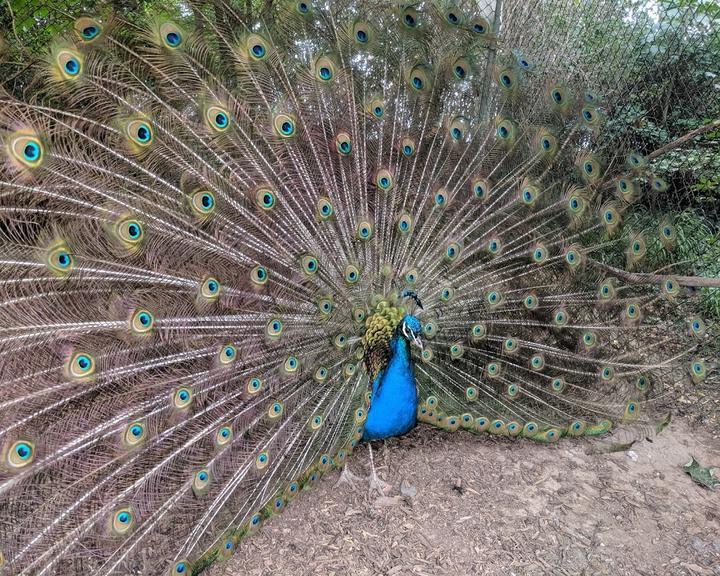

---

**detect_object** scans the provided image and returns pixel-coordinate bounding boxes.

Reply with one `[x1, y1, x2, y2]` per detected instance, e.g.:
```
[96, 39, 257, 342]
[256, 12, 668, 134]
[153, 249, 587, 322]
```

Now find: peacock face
[401, 315, 423, 349]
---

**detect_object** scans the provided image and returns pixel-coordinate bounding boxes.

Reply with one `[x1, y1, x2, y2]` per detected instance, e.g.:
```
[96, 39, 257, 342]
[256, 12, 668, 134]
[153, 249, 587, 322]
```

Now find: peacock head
[400, 314, 423, 349]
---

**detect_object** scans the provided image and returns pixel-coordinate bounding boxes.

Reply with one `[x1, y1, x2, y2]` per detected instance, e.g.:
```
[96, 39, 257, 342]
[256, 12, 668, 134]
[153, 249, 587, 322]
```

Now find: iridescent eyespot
[301, 254, 319, 275]
[316, 197, 334, 220]
[353, 21, 371, 44]
[352, 307, 366, 323]
[471, 16, 491, 35]
[551, 377, 566, 392]
[450, 342, 464, 359]
[190, 190, 215, 216]
[268, 401, 283, 419]
[255, 187, 276, 211]
[471, 178, 490, 201]
[67, 351, 95, 379]
[485, 362, 500, 378]
[449, 116, 468, 141]
[266, 318, 283, 339]
[564, 246, 582, 268]
[507, 384, 519, 398]
[434, 188, 448, 207]
[531, 243, 548, 263]
[421, 348, 433, 363]
[283, 355, 299, 374]
[553, 308, 569, 326]
[445, 242, 461, 261]
[367, 97, 385, 119]
[310, 414, 323, 430]
[496, 67, 516, 91]
[115, 217, 144, 247]
[580, 106, 602, 127]
[159, 22, 183, 48]
[46, 242, 74, 274]
[317, 297, 333, 315]
[423, 321, 437, 339]
[250, 264, 268, 286]
[486, 290, 503, 307]
[470, 323, 487, 342]
[530, 355, 544, 370]
[651, 176, 668, 192]
[445, 7, 463, 25]
[376, 169, 394, 191]
[333, 333, 347, 349]
[216, 425, 233, 446]
[624, 401, 639, 419]
[582, 331, 597, 347]
[407, 64, 431, 92]
[567, 195, 585, 214]
[635, 374, 650, 392]
[401, 7, 419, 28]
[357, 220, 373, 240]
[123, 421, 146, 447]
[503, 337, 518, 353]
[173, 561, 191, 575]
[273, 113, 297, 138]
[56, 49, 83, 79]
[440, 286, 454, 302]
[247, 377, 263, 395]
[200, 276, 220, 300]
[296, 1, 311, 14]
[314, 56, 336, 82]
[205, 106, 231, 132]
[246, 34, 270, 61]
[495, 118, 515, 142]
[625, 302, 641, 321]
[7, 440, 35, 469]
[600, 366, 615, 381]
[126, 119, 154, 147]
[688, 317, 706, 339]
[344, 264, 360, 284]
[626, 151, 646, 170]
[354, 407, 366, 423]
[662, 276, 681, 298]
[219, 344, 237, 364]
[452, 57, 470, 80]
[74, 17, 102, 41]
[487, 238, 501, 255]
[314, 366, 328, 382]
[397, 213, 413, 234]
[173, 387, 193, 409]
[524, 293, 539, 310]
[112, 508, 135, 535]
[9, 133, 45, 168]
[400, 137, 416, 157]
[131, 308, 155, 334]
[336, 132, 352, 156]
[689, 358, 706, 383]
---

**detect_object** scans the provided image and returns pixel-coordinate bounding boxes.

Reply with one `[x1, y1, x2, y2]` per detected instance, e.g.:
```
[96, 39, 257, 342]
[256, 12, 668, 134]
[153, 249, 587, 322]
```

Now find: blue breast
[362, 335, 418, 440]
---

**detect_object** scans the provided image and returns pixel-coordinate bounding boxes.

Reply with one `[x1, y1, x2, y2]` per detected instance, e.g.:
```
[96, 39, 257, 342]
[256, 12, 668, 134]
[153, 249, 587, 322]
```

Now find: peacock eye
[189, 190, 215, 217]
[7, 440, 36, 468]
[256, 188, 276, 211]
[131, 308, 155, 334]
[219, 345, 237, 365]
[301, 254, 319, 275]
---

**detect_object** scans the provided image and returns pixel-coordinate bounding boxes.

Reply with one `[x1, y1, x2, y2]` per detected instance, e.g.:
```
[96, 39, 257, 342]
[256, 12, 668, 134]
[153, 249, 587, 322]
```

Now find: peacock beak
[402, 322, 423, 349]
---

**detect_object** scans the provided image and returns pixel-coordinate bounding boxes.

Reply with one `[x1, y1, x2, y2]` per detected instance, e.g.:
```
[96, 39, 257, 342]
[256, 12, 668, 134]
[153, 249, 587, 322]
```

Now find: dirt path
[208, 420, 719, 576]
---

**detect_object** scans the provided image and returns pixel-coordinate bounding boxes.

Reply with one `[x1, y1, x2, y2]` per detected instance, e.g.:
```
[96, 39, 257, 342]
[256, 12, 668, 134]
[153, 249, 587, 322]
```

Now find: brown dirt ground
[208, 417, 720, 576]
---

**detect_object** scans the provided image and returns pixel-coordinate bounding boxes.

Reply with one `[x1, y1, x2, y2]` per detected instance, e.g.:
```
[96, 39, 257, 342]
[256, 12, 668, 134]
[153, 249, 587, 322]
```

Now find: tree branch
[587, 258, 720, 288]
[648, 119, 720, 161]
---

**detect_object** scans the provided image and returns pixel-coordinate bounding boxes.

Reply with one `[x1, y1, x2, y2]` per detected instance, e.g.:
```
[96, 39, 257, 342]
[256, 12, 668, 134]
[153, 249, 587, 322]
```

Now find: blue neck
[362, 336, 418, 440]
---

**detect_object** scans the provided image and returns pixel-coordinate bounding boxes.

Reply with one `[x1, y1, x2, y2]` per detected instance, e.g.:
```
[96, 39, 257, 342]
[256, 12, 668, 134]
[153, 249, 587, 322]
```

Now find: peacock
[0, 0, 718, 574]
